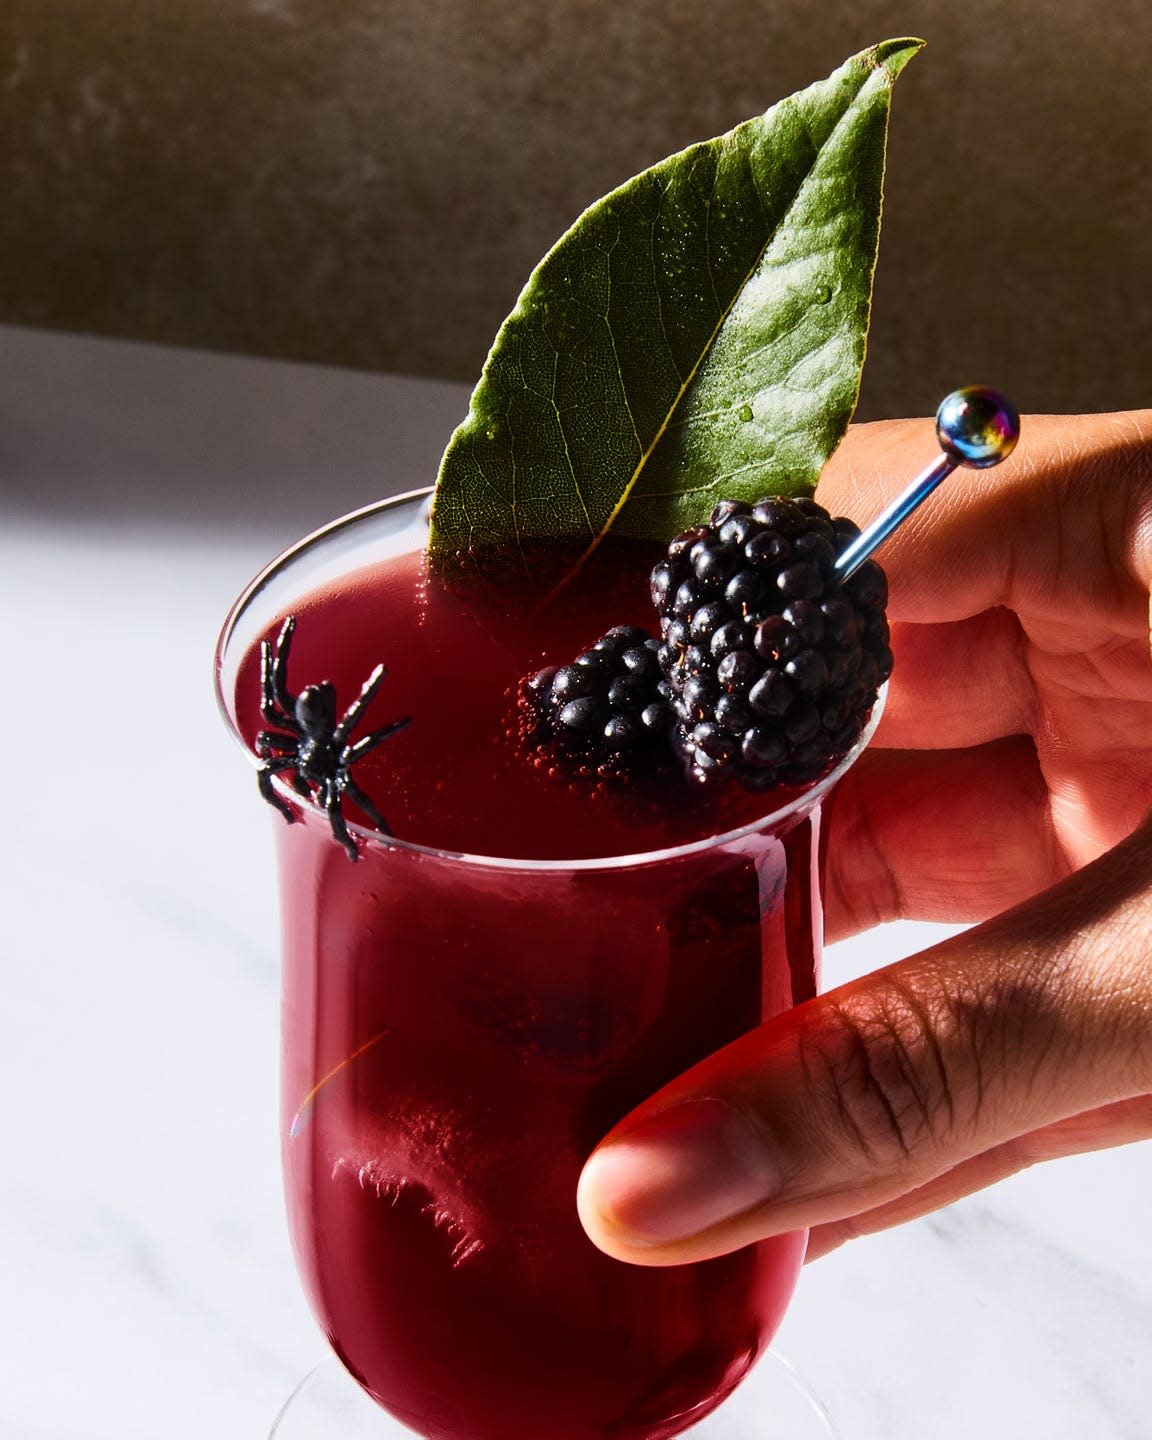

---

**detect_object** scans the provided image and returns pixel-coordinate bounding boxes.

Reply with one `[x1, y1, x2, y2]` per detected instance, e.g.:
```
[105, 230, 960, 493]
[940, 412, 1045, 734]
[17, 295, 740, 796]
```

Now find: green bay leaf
[429, 38, 922, 566]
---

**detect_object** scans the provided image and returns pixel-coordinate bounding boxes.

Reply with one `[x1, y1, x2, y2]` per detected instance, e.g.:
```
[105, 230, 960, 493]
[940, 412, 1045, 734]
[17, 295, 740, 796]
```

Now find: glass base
[270, 1352, 840, 1439]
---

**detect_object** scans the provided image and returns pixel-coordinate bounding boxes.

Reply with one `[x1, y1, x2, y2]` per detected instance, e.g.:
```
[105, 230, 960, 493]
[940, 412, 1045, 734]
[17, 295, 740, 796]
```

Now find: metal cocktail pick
[834, 386, 1021, 580]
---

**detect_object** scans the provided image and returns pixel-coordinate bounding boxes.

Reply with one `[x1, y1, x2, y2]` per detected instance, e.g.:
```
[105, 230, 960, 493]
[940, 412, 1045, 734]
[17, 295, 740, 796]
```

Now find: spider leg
[256, 728, 298, 757]
[334, 662, 398, 747]
[270, 616, 299, 719]
[325, 786, 360, 862]
[256, 731, 310, 800]
[344, 716, 412, 763]
[257, 757, 299, 823]
[261, 635, 300, 731]
[260, 641, 280, 726]
[342, 776, 394, 836]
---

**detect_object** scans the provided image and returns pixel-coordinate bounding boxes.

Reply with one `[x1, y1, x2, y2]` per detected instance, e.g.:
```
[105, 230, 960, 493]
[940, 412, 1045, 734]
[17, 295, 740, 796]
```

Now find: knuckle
[797, 976, 973, 1168]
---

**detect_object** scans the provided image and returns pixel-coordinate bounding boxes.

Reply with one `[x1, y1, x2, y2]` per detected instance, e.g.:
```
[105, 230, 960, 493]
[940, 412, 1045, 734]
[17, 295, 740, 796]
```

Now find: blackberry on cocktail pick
[523, 625, 674, 774]
[653, 385, 1021, 789]
[652, 497, 889, 788]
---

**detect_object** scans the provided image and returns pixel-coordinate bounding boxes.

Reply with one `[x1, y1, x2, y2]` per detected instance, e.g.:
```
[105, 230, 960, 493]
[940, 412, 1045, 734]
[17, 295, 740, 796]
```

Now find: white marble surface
[0, 326, 1147, 1440]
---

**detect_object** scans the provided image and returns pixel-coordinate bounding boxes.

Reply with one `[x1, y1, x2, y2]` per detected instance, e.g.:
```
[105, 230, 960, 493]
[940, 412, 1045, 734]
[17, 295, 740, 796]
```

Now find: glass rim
[214, 488, 886, 874]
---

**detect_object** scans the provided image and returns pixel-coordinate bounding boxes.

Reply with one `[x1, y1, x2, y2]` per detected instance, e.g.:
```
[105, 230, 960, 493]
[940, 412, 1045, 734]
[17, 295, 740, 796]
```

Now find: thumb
[578, 815, 1152, 1266]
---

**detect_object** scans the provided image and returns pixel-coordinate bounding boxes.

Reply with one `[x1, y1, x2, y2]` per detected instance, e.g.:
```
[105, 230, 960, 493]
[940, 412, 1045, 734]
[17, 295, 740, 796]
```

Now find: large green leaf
[429, 38, 921, 569]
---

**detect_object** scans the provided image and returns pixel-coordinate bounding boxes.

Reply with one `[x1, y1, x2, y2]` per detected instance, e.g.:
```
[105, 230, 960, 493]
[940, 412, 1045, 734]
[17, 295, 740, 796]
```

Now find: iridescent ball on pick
[935, 386, 1020, 468]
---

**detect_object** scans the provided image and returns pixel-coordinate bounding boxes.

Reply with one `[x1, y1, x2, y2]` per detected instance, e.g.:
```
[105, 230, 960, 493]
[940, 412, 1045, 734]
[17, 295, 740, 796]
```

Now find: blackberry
[523, 625, 674, 774]
[651, 497, 891, 788]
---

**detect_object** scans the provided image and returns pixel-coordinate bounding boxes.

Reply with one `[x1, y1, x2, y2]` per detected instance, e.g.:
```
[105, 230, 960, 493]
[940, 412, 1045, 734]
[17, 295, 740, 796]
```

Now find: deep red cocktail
[216, 489, 881, 1440]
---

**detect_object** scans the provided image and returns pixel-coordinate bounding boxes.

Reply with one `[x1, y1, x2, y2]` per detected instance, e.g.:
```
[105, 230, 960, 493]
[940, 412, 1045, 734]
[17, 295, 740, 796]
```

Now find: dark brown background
[1, 0, 1148, 417]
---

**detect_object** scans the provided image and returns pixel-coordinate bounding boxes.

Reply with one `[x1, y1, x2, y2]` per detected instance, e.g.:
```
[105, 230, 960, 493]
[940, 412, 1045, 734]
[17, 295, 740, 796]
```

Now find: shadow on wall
[0, 0, 1149, 418]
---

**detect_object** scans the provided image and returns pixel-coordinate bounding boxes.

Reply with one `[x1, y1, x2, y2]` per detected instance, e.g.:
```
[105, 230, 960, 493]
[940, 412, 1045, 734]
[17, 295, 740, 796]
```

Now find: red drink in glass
[217, 490, 880, 1440]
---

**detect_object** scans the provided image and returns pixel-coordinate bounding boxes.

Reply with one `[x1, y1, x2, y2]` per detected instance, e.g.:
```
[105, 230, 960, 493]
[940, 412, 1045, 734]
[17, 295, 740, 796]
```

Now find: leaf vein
[562, 162, 814, 583]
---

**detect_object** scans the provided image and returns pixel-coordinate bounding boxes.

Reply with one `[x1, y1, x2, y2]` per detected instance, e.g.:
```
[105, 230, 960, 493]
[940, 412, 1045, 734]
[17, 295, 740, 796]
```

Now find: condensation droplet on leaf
[815, 284, 833, 304]
[738, 403, 754, 422]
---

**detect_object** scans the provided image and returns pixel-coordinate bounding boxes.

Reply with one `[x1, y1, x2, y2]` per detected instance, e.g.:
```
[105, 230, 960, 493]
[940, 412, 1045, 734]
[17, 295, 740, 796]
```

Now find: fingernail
[581, 1097, 781, 1246]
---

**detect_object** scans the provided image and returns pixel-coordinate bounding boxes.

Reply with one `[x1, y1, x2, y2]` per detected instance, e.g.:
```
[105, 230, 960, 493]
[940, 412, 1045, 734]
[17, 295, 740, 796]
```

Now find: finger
[822, 735, 1068, 940]
[577, 817, 1152, 1266]
[877, 608, 1036, 751]
[805, 1095, 1152, 1261]
[815, 411, 1152, 631]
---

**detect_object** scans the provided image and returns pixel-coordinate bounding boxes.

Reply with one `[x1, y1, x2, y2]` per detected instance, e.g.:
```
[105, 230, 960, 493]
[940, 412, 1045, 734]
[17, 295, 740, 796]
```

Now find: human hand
[578, 410, 1152, 1265]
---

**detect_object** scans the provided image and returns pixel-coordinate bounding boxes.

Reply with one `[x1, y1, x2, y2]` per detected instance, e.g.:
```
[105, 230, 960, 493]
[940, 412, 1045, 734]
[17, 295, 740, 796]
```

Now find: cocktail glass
[216, 488, 881, 1440]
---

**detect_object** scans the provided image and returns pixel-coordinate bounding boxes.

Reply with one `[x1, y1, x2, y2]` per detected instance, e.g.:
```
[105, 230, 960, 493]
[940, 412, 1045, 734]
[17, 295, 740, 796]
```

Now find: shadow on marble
[0, 324, 469, 545]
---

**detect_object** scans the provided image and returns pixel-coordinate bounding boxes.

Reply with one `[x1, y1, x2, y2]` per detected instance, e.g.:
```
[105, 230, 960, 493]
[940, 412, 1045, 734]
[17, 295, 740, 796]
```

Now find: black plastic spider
[255, 615, 410, 861]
